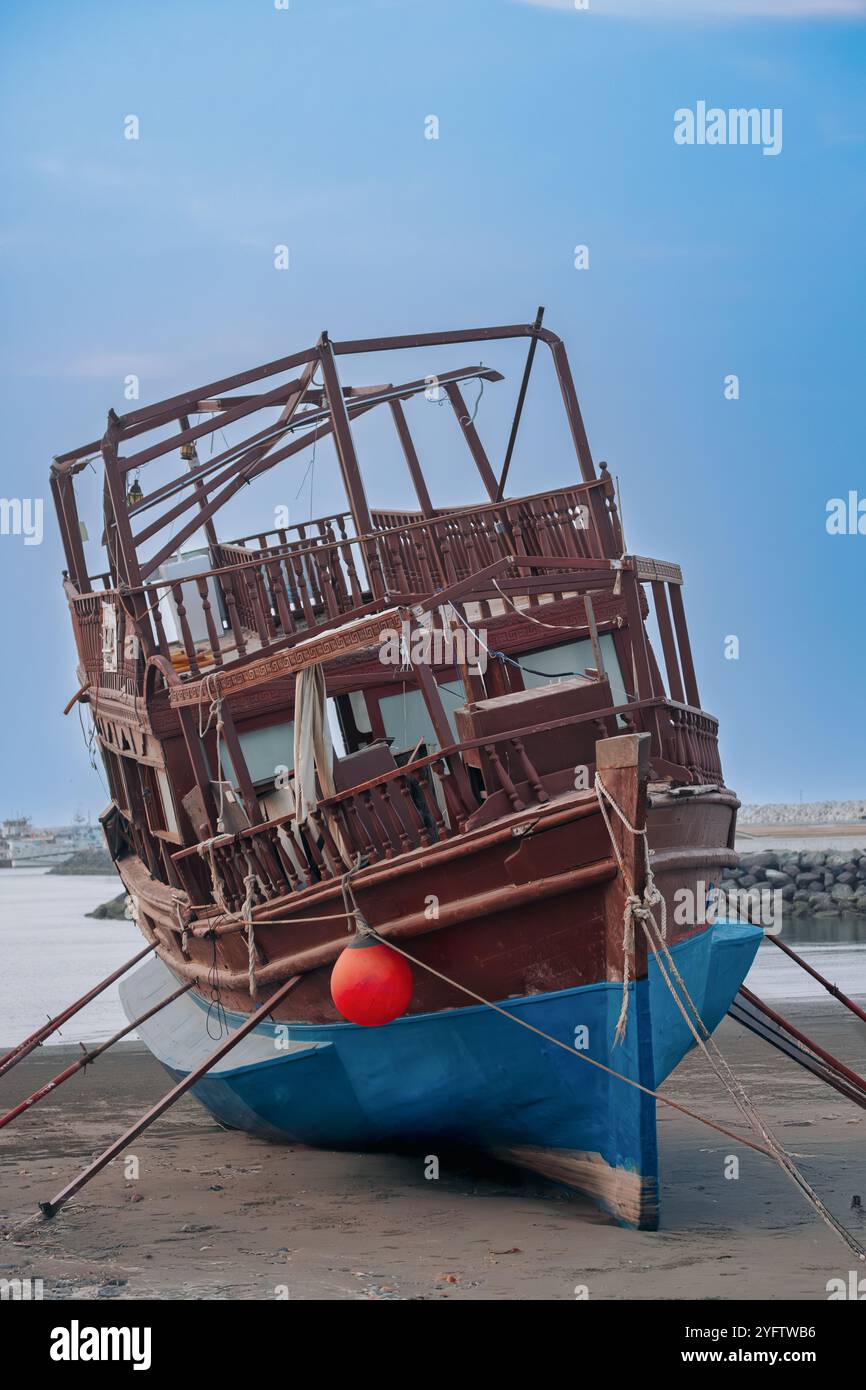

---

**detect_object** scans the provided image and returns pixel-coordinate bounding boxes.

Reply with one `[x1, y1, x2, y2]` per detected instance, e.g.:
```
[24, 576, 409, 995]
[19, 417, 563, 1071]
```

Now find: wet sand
[1, 1003, 864, 1301]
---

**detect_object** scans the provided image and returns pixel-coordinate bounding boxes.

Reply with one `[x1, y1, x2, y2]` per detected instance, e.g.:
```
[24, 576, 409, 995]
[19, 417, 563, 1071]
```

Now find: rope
[197, 672, 226, 831]
[447, 600, 577, 679]
[362, 927, 772, 1157]
[170, 893, 189, 956]
[592, 772, 865, 1261]
[196, 836, 232, 916]
[341, 861, 371, 936]
[240, 861, 263, 1002]
[491, 578, 597, 633]
[593, 772, 665, 1045]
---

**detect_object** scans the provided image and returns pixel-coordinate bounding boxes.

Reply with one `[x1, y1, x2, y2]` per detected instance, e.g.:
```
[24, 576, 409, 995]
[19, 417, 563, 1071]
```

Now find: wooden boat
[51, 316, 761, 1229]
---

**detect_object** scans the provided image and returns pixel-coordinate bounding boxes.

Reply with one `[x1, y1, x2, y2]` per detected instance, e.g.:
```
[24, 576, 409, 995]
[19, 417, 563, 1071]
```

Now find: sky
[0, 0, 864, 820]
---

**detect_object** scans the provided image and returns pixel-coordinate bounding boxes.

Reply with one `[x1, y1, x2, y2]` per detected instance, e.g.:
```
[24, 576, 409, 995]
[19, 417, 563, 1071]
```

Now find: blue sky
[1, 0, 864, 819]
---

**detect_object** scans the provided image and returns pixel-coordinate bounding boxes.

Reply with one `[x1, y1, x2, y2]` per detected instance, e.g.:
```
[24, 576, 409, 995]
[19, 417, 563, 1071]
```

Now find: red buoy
[330, 936, 413, 1027]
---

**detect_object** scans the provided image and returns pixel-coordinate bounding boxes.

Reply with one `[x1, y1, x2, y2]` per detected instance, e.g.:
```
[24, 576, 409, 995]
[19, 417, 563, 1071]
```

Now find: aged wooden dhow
[49, 315, 762, 1229]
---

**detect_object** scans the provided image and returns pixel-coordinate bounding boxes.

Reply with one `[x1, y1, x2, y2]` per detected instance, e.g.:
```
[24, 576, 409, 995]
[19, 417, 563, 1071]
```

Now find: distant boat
[52, 316, 761, 1229]
[0, 815, 102, 868]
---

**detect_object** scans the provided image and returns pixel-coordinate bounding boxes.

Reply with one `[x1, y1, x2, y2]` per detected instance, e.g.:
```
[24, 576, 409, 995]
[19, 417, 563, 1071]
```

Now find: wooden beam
[668, 582, 700, 708]
[650, 580, 685, 703]
[318, 334, 374, 536]
[389, 399, 434, 517]
[444, 381, 499, 501]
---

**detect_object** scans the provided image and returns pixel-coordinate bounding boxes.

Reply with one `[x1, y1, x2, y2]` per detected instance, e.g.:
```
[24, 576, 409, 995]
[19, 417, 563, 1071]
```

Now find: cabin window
[347, 691, 371, 734]
[520, 635, 628, 708]
[104, 749, 129, 815]
[221, 721, 295, 790]
[378, 681, 466, 755]
[139, 765, 181, 842]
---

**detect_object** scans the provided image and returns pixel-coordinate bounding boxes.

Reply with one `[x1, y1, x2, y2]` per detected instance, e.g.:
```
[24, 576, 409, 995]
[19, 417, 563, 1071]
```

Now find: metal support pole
[766, 937, 866, 1024]
[0, 945, 154, 1080]
[0, 983, 193, 1131]
[497, 306, 544, 501]
[39, 973, 303, 1220]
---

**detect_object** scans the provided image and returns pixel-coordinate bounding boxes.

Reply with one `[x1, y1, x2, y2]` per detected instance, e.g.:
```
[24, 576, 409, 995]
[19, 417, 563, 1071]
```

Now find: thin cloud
[517, 0, 866, 17]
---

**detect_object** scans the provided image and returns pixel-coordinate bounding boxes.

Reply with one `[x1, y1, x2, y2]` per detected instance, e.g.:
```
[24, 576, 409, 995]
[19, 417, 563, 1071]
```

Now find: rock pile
[720, 848, 866, 917]
[738, 800, 866, 826]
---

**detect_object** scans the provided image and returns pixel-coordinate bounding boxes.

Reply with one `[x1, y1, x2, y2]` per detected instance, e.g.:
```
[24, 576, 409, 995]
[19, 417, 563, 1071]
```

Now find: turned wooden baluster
[296, 527, 323, 608]
[384, 534, 409, 596]
[415, 772, 448, 841]
[359, 789, 392, 858]
[250, 834, 283, 898]
[359, 535, 386, 600]
[378, 781, 412, 852]
[435, 522, 459, 585]
[341, 794, 374, 863]
[414, 528, 437, 592]
[196, 578, 224, 667]
[510, 737, 549, 804]
[266, 558, 295, 636]
[278, 550, 303, 622]
[171, 584, 201, 677]
[215, 844, 243, 912]
[242, 567, 271, 643]
[292, 551, 316, 626]
[256, 563, 280, 639]
[312, 546, 339, 619]
[431, 757, 466, 828]
[222, 580, 247, 658]
[309, 808, 349, 875]
[484, 742, 525, 811]
[337, 522, 364, 607]
[275, 826, 306, 891]
[150, 588, 171, 654]
[322, 524, 350, 610]
[395, 775, 432, 847]
[299, 820, 329, 879]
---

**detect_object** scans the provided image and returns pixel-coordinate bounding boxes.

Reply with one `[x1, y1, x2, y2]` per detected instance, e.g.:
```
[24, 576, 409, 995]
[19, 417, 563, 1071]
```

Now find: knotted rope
[196, 836, 232, 916]
[198, 671, 227, 831]
[341, 861, 372, 937]
[593, 771, 865, 1260]
[240, 856, 264, 1002]
[593, 772, 664, 1045]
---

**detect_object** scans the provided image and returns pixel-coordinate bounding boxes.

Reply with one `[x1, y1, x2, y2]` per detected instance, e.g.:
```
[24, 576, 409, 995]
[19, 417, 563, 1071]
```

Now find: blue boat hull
[121, 919, 761, 1228]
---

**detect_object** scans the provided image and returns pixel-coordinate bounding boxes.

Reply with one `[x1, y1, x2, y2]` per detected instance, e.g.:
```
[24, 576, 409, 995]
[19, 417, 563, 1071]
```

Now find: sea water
[0, 868, 863, 1046]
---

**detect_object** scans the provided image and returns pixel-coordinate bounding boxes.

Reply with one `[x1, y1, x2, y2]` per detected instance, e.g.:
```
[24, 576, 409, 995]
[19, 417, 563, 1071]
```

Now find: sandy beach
[1, 1001, 863, 1301]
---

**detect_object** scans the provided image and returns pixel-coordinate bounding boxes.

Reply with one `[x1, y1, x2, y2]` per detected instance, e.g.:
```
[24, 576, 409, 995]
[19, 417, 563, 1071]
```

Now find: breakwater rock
[720, 848, 866, 917]
[47, 848, 114, 875]
[738, 800, 866, 826]
[86, 892, 129, 920]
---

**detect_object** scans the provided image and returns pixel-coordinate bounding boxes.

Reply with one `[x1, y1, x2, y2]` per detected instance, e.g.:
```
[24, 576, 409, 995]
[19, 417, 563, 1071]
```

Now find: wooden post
[668, 582, 701, 708]
[217, 702, 264, 826]
[444, 381, 500, 502]
[179, 415, 219, 550]
[389, 399, 434, 517]
[595, 730, 658, 1230]
[318, 334, 374, 538]
[177, 704, 219, 835]
[50, 470, 89, 591]
[410, 641, 475, 813]
[650, 580, 685, 703]
[622, 568, 654, 700]
[101, 416, 157, 657]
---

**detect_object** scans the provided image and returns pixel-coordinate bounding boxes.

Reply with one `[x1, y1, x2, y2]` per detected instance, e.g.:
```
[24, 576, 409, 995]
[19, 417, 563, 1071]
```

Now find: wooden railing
[109, 479, 618, 681]
[66, 586, 144, 696]
[170, 695, 723, 909]
[659, 704, 722, 783]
